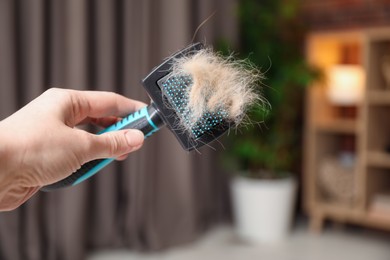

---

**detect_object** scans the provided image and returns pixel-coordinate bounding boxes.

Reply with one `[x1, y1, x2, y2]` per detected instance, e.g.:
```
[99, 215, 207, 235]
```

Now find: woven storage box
[317, 157, 356, 204]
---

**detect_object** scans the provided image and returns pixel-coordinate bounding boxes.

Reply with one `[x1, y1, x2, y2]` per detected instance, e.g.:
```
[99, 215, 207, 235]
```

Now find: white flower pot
[231, 175, 297, 243]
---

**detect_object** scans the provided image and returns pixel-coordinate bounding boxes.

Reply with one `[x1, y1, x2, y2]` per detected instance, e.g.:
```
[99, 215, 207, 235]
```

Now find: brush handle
[41, 104, 163, 191]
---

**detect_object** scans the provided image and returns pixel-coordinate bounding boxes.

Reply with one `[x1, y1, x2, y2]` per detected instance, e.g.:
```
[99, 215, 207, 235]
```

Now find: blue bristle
[161, 75, 228, 138]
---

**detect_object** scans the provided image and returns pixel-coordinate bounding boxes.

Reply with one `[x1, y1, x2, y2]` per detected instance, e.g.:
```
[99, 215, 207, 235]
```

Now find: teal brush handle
[41, 104, 163, 191]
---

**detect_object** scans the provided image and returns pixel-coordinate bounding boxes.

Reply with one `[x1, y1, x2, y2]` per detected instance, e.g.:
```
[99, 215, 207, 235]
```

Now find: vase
[230, 175, 297, 243]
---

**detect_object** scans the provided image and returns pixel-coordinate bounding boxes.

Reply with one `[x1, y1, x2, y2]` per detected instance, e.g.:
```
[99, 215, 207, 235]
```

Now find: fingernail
[125, 129, 144, 147]
[131, 143, 143, 152]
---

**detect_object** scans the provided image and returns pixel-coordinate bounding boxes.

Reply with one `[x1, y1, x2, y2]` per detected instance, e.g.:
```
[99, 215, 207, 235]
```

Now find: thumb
[86, 129, 144, 160]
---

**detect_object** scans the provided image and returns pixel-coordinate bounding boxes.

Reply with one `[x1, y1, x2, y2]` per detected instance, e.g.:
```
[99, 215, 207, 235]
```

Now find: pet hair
[167, 48, 264, 131]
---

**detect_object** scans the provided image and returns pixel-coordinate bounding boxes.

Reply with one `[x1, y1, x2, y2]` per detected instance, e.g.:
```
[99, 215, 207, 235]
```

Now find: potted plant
[223, 0, 318, 243]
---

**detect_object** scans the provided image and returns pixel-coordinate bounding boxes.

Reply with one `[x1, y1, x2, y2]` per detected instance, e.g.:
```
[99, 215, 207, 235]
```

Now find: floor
[87, 223, 390, 260]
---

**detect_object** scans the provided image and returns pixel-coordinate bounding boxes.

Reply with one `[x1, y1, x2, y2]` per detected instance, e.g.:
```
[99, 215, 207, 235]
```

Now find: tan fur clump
[169, 48, 263, 128]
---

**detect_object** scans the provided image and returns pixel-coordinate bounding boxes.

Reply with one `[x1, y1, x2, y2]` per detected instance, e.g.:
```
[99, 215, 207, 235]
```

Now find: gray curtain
[0, 0, 237, 259]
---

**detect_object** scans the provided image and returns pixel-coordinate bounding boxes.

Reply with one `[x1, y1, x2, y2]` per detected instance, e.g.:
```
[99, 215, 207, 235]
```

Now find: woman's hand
[0, 88, 146, 211]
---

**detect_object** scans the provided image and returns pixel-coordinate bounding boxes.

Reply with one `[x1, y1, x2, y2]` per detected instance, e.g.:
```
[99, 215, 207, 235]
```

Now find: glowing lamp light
[328, 65, 365, 105]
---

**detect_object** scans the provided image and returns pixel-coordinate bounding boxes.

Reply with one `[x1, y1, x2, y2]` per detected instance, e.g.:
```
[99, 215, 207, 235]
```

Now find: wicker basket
[317, 156, 356, 204]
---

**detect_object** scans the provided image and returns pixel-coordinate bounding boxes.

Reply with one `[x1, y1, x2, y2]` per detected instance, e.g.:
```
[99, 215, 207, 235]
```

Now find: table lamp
[328, 65, 365, 106]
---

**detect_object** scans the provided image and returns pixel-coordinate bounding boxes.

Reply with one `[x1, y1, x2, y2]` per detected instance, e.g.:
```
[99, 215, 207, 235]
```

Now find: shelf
[305, 29, 390, 233]
[313, 201, 390, 231]
[367, 90, 390, 105]
[365, 210, 390, 229]
[318, 201, 362, 219]
[315, 119, 357, 134]
[366, 151, 390, 168]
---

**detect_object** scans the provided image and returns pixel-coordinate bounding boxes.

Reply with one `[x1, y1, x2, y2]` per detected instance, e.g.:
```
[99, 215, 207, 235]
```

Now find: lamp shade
[328, 65, 365, 105]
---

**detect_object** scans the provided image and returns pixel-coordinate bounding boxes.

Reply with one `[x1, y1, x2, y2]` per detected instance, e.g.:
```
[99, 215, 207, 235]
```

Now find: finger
[67, 90, 147, 124]
[84, 129, 144, 160]
[89, 116, 121, 128]
[78, 116, 120, 127]
[116, 154, 129, 161]
[115, 143, 143, 161]
[0, 186, 40, 211]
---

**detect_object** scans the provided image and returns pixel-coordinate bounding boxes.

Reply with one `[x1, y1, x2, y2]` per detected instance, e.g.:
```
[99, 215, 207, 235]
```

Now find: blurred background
[1, 0, 390, 259]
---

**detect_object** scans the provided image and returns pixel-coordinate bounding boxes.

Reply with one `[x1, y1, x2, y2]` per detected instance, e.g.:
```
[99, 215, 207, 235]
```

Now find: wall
[303, 0, 390, 30]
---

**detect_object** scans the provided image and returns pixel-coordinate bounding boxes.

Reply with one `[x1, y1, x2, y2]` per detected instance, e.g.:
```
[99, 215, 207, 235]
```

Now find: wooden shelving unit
[316, 119, 357, 134]
[366, 151, 390, 168]
[367, 90, 390, 105]
[304, 28, 390, 232]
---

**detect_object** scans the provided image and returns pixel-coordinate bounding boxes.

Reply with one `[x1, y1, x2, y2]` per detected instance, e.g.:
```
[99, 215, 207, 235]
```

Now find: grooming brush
[41, 43, 234, 191]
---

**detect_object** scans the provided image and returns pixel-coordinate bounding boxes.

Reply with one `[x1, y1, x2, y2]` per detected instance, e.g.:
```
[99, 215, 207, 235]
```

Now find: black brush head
[141, 43, 231, 151]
